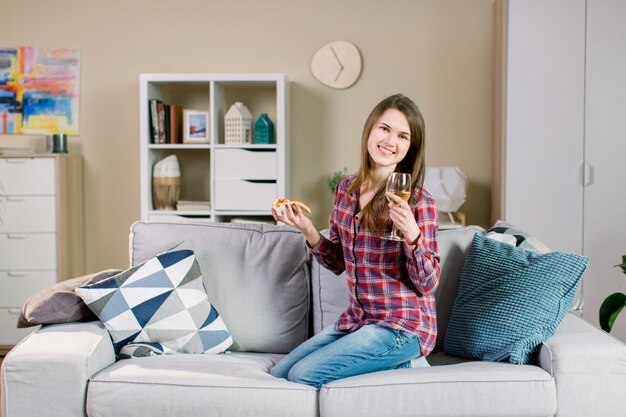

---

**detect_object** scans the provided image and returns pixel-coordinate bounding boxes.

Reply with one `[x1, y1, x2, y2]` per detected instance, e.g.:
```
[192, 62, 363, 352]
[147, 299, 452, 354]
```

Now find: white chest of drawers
[0, 154, 83, 347]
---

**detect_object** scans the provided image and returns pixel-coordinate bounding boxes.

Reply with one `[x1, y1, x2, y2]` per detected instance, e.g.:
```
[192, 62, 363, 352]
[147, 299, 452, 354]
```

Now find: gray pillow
[18, 269, 122, 328]
[310, 226, 486, 352]
[434, 226, 486, 352]
[129, 221, 310, 353]
[310, 239, 349, 334]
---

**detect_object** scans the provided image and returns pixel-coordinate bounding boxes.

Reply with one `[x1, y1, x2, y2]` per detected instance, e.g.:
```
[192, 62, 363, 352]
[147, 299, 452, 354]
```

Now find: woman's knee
[270, 362, 288, 379]
[286, 361, 323, 388]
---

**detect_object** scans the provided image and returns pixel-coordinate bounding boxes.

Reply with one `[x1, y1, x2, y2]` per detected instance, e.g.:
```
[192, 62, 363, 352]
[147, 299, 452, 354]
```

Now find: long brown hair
[348, 94, 426, 233]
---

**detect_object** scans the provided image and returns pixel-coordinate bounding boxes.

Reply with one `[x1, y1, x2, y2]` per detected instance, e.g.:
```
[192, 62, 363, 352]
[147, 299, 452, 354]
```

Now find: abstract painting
[0, 47, 80, 135]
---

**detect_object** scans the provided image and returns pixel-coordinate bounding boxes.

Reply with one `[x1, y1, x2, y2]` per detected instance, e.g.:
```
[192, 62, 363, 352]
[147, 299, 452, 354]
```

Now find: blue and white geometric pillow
[75, 249, 232, 356]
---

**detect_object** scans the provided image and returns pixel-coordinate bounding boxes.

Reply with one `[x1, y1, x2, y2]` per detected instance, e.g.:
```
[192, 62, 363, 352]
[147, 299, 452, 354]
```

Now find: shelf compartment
[213, 82, 278, 145]
[147, 149, 211, 210]
[147, 81, 211, 113]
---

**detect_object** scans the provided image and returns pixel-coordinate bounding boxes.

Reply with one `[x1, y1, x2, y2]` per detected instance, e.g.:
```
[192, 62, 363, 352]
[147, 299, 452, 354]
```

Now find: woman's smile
[377, 144, 396, 156]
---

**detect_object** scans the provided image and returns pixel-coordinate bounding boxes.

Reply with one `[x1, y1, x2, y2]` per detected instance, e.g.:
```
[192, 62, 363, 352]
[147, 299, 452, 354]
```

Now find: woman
[271, 94, 440, 388]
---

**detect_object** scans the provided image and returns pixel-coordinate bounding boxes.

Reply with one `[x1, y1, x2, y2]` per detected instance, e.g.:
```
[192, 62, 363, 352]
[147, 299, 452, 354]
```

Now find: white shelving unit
[139, 73, 289, 222]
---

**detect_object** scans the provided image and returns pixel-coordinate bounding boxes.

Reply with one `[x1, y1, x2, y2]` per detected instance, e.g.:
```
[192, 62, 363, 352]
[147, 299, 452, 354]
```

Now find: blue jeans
[270, 324, 422, 388]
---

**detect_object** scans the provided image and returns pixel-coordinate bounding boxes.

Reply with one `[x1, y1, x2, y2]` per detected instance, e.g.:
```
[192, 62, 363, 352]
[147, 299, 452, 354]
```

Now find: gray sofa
[2, 221, 626, 417]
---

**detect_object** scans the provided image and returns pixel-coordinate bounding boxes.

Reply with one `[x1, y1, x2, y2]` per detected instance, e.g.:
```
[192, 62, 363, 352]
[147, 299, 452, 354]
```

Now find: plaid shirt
[310, 175, 441, 355]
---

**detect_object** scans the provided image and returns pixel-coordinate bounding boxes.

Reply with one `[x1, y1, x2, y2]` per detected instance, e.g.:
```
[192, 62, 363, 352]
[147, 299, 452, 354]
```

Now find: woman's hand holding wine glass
[382, 172, 420, 243]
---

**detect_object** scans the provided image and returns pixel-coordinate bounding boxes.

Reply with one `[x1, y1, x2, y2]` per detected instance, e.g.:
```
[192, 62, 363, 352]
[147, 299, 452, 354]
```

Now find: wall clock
[311, 40, 362, 89]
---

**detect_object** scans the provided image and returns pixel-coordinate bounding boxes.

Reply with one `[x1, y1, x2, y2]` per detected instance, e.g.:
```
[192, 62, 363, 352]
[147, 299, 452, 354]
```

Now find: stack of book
[149, 99, 182, 144]
[176, 200, 211, 211]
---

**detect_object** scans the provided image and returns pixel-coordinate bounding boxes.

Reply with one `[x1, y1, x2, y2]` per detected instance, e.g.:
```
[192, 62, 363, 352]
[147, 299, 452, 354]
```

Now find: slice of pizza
[272, 198, 312, 215]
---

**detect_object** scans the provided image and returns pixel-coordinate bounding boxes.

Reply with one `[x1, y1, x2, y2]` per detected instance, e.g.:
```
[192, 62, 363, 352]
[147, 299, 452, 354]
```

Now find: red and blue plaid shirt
[310, 175, 441, 355]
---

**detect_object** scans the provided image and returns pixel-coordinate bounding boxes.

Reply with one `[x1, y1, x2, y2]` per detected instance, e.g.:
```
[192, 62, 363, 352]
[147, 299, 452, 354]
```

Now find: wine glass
[380, 172, 411, 241]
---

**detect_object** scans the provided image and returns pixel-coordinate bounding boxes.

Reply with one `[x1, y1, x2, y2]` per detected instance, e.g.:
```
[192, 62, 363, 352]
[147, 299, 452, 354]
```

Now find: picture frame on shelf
[183, 109, 210, 143]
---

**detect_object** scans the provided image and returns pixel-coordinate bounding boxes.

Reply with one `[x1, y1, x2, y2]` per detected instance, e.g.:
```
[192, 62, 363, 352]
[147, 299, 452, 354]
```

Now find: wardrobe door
[583, 0, 626, 338]
[504, 0, 586, 253]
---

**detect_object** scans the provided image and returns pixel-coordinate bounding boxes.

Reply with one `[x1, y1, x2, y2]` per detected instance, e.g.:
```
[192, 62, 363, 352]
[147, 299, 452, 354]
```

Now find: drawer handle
[7, 271, 27, 277]
[6, 197, 28, 202]
[242, 148, 276, 153]
[8, 308, 22, 315]
[244, 179, 277, 184]
[5, 158, 32, 164]
[7, 234, 28, 239]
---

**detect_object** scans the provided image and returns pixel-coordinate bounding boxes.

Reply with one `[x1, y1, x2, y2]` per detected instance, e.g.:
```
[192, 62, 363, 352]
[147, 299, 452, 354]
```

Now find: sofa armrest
[537, 313, 626, 417]
[1, 321, 115, 417]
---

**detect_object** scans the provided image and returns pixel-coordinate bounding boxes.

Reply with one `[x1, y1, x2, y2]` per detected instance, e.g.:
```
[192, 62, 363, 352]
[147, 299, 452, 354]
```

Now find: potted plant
[599, 254, 626, 332]
[327, 168, 347, 194]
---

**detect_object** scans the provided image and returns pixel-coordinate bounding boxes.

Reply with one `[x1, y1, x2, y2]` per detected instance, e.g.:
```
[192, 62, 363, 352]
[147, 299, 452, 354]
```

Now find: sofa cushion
[129, 221, 309, 353]
[76, 249, 232, 355]
[319, 360, 556, 417]
[310, 231, 349, 334]
[87, 353, 318, 417]
[311, 225, 485, 352]
[17, 269, 122, 328]
[443, 233, 588, 364]
[486, 220, 550, 253]
[487, 220, 585, 314]
[432, 226, 485, 351]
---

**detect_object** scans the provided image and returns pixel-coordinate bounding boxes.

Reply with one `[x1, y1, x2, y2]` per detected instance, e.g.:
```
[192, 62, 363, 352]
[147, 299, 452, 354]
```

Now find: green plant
[599, 254, 626, 332]
[327, 167, 348, 193]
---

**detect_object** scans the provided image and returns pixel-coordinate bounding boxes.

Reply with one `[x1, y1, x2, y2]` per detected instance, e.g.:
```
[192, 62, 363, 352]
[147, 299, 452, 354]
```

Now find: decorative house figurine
[254, 113, 275, 144]
[225, 102, 252, 144]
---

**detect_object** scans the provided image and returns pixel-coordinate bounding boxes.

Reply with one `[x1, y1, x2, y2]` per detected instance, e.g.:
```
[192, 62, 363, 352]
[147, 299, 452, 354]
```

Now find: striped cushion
[486, 221, 550, 253]
[443, 233, 588, 364]
[76, 249, 232, 356]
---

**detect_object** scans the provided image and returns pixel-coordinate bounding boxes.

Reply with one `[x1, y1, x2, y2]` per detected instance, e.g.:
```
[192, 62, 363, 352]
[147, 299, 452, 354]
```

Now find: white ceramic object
[423, 166, 468, 213]
[152, 155, 180, 210]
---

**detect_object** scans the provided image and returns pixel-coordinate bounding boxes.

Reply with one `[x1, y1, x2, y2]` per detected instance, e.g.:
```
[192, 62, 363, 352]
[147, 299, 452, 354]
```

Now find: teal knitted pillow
[443, 233, 588, 364]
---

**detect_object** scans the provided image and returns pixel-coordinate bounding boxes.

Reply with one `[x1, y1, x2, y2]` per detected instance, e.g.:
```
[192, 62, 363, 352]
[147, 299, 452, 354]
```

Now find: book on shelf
[169, 104, 182, 144]
[163, 104, 171, 143]
[148, 100, 183, 144]
[176, 200, 212, 211]
[157, 101, 166, 143]
[149, 99, 160, 144]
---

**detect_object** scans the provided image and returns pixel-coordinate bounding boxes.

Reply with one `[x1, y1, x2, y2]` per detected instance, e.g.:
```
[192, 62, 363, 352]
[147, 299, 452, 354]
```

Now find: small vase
[152, 155, 180, 210]
[254, 113, 275, 144]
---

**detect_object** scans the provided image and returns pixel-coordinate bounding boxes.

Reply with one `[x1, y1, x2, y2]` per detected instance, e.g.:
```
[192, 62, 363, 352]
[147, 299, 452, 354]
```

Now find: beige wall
[1, 0, 499, 272]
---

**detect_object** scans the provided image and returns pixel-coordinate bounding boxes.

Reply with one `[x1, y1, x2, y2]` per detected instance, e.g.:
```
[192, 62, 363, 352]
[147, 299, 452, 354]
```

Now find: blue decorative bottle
[254, 113, 275, 144]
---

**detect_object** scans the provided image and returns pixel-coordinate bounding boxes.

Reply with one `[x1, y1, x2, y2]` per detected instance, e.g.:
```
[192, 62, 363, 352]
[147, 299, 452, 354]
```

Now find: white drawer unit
[0, 233, 57, 270]
[214, 148, 277, 179]
[0, 157, 56, 195]
[0, 196, 56, 233]
[0, 154, 83, 347]
[0, 271, 57, 307]
[214, 178, 278, 211]
[0, 308, 33, 345]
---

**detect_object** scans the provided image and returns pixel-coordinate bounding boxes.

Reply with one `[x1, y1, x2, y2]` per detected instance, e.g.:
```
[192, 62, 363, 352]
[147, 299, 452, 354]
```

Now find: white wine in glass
[381, 172, 411, 241]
